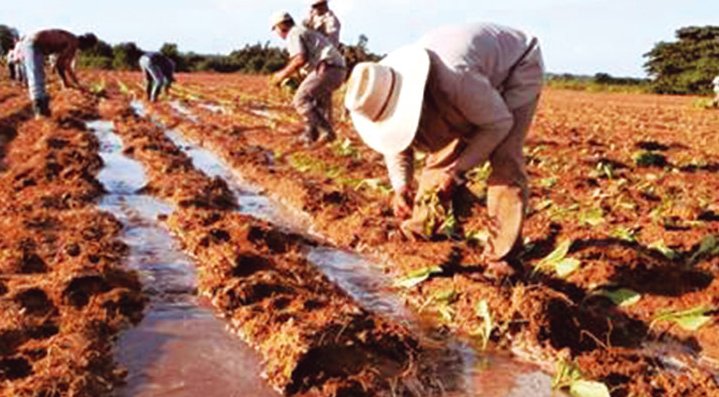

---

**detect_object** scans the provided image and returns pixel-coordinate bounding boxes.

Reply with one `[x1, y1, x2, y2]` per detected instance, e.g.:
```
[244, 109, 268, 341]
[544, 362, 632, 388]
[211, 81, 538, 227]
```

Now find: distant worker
[7, 39, 26, 84]
[303, 0, 343, 133]
[21, 29, 97, 118]
[139, 52, 176, 102]
[303, 0, 341, 47]
[270, 11, 346, 145]
[344, 23, 544, 278]
[713, 75, 719, 108]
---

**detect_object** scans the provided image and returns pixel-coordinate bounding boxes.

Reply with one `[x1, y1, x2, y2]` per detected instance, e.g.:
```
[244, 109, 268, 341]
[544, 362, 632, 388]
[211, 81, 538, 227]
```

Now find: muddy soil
[0, 82, 145, 396]
[99, 98, 474, 396]
[102, 71, 719, 397]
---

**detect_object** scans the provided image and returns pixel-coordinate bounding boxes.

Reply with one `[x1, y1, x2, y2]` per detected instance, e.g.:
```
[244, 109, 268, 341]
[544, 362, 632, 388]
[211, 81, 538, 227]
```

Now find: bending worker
[344, 22, 544, 277]
[21, 29, 97, 118]
[270, 11, 346, 145]
[139, 52, 176, 102]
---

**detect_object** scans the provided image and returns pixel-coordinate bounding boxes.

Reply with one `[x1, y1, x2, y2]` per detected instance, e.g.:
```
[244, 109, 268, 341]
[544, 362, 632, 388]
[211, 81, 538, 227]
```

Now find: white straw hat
[269, 11, 293, 31]
[344, 46, 431, 156]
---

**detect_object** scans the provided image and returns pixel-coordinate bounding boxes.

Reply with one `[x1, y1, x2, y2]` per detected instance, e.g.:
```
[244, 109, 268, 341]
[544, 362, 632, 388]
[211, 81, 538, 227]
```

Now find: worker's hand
[392, 186, 414, 219]
[269, 73, 284, 87]
[436, 172, 457, 202]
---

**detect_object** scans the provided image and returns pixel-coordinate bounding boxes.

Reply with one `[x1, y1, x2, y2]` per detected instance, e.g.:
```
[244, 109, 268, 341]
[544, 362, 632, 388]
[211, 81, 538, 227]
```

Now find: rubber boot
[32, 97, 51, 119]
[298, 126, 318, 146]
[316, 125, 336, 144]
[486, 185, 525, 261]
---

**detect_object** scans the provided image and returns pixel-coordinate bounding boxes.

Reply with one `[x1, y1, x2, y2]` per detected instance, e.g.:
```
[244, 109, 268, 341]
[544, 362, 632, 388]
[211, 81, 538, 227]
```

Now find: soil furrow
[0, 85, 145, 396]
[99, 97, 462, 396]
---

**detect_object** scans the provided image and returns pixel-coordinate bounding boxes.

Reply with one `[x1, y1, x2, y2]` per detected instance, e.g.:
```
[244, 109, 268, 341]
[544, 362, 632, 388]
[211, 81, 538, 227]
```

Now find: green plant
[595, 288, 642, 307]
[332, 138, 360, 159]
[648, 239, 677, 260]
[534, 240, 581, 278]
[610, 226, 638, 243]
[689, 234, 719, 264]
[471, 300, 494, 350]
[393, 266, 443, 289]
[579, 207, 605, 227]
[651, 306, 714, 331]
[553, 360, 611, 397]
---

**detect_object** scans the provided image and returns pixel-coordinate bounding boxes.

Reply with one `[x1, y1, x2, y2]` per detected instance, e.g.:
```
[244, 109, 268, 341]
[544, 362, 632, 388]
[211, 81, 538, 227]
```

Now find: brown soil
[99, 98, 460, 396]
[99, 71, 718, 397]
[0, 81, 145, 396]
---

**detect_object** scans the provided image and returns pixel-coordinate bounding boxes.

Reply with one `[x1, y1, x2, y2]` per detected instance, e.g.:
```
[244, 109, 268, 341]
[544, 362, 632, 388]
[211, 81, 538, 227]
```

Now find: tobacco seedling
[648, 239, 677, 260]
[610, 226, 638, 243]
[534, 240, 581, 278]
[332, 138, 360, 159]
[471, 300, 494, 350]
[579, 207, 605, 227]
[553, 360, 611, 397]
[689, 234, 719, 264]
[354, 178, 393, 196]
[651, 306, 714, 332]
[595, 288, 642, 307]
[393, 266, 444, 289]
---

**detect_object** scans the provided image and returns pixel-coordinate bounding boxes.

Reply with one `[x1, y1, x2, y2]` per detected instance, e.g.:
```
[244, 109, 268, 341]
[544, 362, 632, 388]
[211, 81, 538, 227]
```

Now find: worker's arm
[442, 72, 514, 177]
[56, 43, 80, 89]
[272, 54, 306, 85]
[385, 148, 415, 218]
[324, 15, 341, 43]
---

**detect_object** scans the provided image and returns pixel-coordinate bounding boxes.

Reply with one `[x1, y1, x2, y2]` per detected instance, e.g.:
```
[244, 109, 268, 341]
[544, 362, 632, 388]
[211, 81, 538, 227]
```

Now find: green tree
[644, 26, 719, 94]
[112, 42, 143, 70]
[77, 38, 114, 69]
[160, 43, 188, 72]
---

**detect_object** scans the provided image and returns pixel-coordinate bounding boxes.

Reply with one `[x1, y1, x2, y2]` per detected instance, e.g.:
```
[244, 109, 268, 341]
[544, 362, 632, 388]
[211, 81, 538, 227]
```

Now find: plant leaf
[394, 266, 443, 289]
[536, 240, 580, 278]
[649, 240, 677, 260]
[556, 258, 581, 278]
[569, 380, 611, 397]
[652, 306, 714, 332]
[690, 234, 718, 263]
[598, 288, 642, 307]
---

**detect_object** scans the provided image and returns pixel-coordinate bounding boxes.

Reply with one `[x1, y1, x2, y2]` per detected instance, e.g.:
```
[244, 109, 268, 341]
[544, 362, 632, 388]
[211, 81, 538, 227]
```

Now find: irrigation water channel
[87, 100, 563, 396]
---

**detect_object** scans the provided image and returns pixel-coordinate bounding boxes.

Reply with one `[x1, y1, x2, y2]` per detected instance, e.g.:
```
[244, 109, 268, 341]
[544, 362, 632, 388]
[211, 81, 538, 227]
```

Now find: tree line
[1, 23, 717, 95]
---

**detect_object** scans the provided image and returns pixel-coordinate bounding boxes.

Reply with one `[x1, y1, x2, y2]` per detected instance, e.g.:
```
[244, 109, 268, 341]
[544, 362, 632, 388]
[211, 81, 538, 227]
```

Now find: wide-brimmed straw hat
[344, 46, 430, 156]
[269, 11, 293, 31]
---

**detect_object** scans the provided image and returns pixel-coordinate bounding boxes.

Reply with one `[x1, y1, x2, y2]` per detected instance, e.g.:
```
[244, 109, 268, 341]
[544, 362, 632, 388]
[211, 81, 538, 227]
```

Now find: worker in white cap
[713, 75, 719, 108]
[303, 0, 341, 47]
[345, 22, 544, 278]
[270, 11, 346, 145]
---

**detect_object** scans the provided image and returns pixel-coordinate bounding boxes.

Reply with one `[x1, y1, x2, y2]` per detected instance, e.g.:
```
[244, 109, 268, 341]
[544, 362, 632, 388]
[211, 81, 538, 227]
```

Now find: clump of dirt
[0, 86, 145, 396]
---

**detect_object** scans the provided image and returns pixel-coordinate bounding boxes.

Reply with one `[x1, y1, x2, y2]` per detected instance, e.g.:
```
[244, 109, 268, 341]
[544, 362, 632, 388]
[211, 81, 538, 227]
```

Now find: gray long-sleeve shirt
[385, 22, 544, 191]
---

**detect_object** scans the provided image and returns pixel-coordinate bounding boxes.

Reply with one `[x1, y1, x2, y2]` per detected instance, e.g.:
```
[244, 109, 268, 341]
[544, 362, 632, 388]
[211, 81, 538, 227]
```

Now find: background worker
[7, 38, 25, 84]
[303, 0, 341, 47]
[139, 52, 176, 102]
[345, 22, 544, 278]
[21, 29, 97, 118]
[303, 0, 343, 129]
[270, 11, 346, 145]
[713, 75, 719, 108]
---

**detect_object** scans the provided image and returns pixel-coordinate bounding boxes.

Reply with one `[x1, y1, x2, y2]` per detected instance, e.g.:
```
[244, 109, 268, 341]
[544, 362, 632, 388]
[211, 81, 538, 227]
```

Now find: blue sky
[1, 0, 716, 77]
